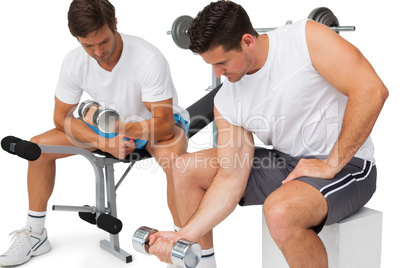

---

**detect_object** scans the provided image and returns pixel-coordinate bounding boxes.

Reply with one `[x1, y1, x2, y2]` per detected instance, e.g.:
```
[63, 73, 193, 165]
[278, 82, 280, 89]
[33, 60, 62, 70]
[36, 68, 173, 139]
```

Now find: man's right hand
[83, 105, 99, 126]
[102, 134, 135, 159]
[148, 231, 181, 264]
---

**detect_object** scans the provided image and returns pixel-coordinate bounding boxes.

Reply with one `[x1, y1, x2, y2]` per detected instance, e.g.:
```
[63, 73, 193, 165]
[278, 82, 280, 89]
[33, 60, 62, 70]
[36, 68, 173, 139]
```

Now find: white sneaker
[166, 265, 180, 268]
[0, 226, 51, 266]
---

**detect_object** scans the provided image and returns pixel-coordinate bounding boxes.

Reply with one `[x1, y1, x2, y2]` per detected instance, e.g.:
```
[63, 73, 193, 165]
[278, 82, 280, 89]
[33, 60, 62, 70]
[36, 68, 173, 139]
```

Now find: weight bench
[1, 84, 221, 263]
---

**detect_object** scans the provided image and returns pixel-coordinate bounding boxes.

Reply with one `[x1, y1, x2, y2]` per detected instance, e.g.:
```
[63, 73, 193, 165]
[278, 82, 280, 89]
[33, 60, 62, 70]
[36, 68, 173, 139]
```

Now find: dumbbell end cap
[94, 109, 120, 134]
[132, 226, 158, 255]
[171, 240, 202, 268]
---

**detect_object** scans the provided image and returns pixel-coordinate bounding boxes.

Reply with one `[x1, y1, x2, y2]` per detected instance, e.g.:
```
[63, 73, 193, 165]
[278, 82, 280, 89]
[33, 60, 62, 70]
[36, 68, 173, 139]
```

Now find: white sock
[196, 247, 216, 268]
[26, 210, 46, 234]
[174, 225, 181, 232]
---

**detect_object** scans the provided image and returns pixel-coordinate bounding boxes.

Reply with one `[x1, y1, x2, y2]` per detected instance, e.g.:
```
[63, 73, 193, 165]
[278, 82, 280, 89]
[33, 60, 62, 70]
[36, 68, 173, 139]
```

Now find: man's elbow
[159, 123, 176, 141]
[372, 83, 389, 112]
[53, 116, 69, 133]
[379, 84, 389, 105]
[54, 118, 64, 131]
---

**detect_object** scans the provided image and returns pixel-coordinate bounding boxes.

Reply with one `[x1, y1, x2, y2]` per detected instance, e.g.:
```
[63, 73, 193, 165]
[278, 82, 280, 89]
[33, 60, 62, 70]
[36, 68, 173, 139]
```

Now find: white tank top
[214, 20, 374, 162]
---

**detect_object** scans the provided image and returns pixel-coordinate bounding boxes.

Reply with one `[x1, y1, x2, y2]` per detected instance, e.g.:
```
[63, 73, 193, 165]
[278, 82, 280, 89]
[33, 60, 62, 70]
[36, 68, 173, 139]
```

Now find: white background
[0, 0, 400, 267]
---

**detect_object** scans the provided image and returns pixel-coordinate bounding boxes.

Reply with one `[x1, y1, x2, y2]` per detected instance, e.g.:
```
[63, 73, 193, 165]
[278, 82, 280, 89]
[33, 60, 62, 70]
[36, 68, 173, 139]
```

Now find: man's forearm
[58, 115, 175, 149]
[56, 116, 107, 149]
[123, 117, 175, 141]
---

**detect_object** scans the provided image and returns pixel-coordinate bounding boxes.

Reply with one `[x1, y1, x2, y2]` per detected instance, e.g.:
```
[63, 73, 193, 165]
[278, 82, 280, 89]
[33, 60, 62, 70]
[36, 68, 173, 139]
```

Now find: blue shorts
[84, 114, 189, 150]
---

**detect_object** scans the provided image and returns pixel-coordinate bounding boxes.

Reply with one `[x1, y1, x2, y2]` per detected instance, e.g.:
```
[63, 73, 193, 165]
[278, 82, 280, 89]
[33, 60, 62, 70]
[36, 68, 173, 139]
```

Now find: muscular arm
[54, 96, 101, 149]
[284, 21, 388, 182]
[178, 107, 255, 241]
[54, 97, 176, 158]
[121, 98, 176, 141]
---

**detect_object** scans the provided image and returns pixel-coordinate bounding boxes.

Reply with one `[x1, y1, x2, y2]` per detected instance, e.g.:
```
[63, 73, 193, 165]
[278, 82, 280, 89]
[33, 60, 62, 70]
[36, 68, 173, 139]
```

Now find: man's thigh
[31, 128, 94, 159]
[241, 147, 377, 226]
[239, 148, 292, 206]
[174, 148, 219, 190]
[145, 125, 188, 165]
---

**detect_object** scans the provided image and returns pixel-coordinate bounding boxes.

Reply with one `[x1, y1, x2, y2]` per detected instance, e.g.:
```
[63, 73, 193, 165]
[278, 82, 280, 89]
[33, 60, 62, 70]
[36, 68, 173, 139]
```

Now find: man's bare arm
[284, 20, 388, 183]
[121, 98, 176, 142]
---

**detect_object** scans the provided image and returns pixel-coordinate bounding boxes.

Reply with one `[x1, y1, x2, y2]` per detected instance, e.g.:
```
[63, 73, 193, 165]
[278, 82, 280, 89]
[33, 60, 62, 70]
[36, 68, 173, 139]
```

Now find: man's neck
[254, 34, 269, 71]
[100, 33, 123, 72]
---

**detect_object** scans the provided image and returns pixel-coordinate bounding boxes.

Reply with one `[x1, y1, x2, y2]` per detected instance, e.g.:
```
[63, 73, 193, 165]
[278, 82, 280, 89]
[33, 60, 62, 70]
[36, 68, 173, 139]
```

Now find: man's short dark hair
[188, 0, 258, 54]
[68, 0, 116, 38]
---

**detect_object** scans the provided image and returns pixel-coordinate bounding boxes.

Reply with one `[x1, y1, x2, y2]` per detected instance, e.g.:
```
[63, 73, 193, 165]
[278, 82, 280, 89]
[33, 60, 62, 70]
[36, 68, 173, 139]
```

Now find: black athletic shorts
[239, 147, 377, 233]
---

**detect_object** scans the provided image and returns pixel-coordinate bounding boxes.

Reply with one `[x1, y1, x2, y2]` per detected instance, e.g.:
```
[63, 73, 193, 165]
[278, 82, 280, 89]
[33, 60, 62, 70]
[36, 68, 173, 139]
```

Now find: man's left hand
[282, 158, 339, 184]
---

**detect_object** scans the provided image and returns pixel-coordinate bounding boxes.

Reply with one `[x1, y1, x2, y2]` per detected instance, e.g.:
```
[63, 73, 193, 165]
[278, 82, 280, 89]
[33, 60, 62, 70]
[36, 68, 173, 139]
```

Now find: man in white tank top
[147, 1, 388, 268]
[0, 0, 189, 266]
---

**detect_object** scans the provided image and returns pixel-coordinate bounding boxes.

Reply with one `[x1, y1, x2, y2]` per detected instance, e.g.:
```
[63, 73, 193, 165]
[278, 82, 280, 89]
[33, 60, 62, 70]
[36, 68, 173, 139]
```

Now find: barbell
[167, 7, 356, 49]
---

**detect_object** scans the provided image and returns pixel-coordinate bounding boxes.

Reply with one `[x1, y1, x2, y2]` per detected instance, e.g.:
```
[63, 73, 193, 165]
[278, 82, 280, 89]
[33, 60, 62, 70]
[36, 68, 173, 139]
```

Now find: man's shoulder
[62, 46, 88, 65]
[214, 82, 236, 110]
[121, 33, 159, 51]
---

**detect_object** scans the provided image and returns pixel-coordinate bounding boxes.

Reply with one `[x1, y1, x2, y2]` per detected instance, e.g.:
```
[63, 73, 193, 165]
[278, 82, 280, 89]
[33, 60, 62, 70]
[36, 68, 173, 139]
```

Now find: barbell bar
[167, 7, 356, 49]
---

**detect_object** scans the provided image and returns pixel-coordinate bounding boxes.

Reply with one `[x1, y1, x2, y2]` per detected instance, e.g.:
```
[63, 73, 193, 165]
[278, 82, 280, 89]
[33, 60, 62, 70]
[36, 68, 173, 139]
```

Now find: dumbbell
[78, 100, 149, 150]
[1, 136, 41, 161]
[132, 226, 201, 268]
[78, 100, 120, 133]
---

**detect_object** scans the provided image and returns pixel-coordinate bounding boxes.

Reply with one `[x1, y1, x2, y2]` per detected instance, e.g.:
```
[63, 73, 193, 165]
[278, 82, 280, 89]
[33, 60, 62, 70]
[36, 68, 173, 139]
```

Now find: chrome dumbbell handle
[78, 100, 120, 134]
[171, 239, 202, 268]
[132, 226, 157, 255]
[132, 226, 202, 268]
[78, 100, 100, 120]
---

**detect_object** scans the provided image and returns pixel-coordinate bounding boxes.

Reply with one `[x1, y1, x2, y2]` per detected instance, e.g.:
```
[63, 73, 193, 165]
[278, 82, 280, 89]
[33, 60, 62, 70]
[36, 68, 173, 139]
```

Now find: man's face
[77, 24, 117, 64]
[201, 45, 253, 83]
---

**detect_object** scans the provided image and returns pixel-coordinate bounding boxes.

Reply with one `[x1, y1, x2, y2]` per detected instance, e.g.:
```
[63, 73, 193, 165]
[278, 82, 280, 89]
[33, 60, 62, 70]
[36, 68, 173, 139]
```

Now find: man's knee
[29, 129, 74, 161]
[153, 146, 184, 173]
[263, 196, 301, 245]
[172, 154, 192, 186]
[30, 134, 47, 145]
[149, 132, 187, 173]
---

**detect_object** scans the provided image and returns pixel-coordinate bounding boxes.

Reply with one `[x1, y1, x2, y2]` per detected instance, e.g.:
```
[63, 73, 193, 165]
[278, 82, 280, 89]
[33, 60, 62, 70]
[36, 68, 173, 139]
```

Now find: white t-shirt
[214, 20, 374, 162]
[55, 33, 189, 123]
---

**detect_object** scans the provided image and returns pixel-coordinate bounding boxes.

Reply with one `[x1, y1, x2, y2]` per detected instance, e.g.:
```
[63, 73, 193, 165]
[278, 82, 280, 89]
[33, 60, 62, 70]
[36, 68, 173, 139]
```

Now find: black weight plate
[171, 15, 193, 49]
[320, 13, 340, 31]
[308, 7, 340, 33]
[308, 7, 332, 21]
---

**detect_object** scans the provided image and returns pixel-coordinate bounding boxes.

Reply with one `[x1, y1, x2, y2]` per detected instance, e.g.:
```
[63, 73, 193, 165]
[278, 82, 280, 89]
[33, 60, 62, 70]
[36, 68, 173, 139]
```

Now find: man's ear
[242, 34, 255, 50]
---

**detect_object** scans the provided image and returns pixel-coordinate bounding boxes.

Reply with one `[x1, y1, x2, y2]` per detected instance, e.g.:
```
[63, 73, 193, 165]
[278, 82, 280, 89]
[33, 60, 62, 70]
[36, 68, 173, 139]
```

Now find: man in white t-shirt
[146, 1, 388, 268]
[0, 0, 189, 266]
